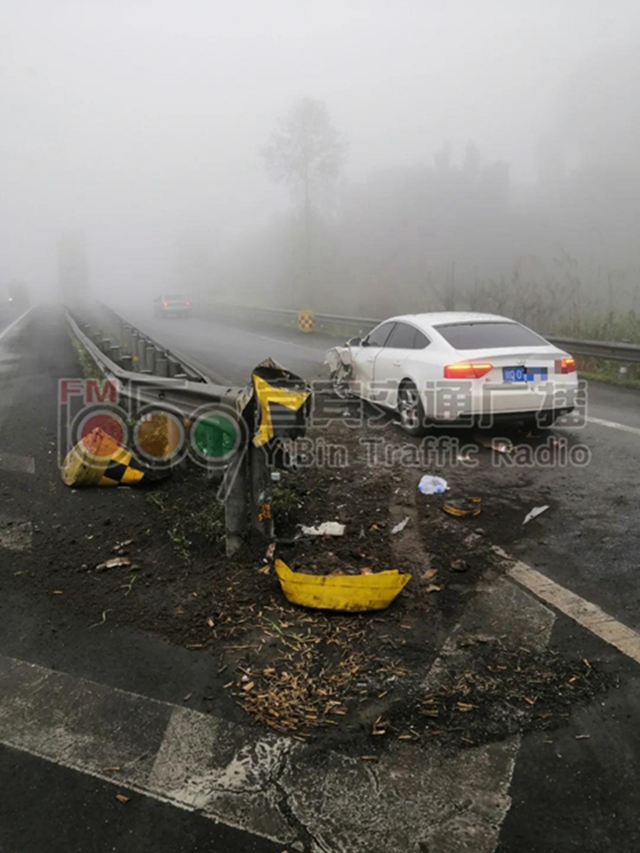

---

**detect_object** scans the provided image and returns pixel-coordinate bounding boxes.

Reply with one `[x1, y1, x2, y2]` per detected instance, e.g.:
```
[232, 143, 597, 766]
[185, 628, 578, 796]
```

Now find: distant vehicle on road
[153, 294, 191, 319]
[325, 312, 578, 434]
[0, 282, 28, 322]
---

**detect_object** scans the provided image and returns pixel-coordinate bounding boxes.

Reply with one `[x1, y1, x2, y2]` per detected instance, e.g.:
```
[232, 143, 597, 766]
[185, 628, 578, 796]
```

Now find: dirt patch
[415, 639, 610, 749]
[24, 407, 616, 754]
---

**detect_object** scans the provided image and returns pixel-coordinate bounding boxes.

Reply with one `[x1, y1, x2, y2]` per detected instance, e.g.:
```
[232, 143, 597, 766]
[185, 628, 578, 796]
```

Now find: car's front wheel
[397, 381, 427, 436]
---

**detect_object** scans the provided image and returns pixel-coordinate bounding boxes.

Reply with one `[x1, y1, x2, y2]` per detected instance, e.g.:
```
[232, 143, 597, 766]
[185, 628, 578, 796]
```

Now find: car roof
[383, 311, 513, 331]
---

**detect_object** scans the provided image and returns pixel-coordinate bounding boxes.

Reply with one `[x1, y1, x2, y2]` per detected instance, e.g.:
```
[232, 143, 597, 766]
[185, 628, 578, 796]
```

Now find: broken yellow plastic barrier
[62, 427, 146, 487]
[62, 427, 120, 486]
[275, 559, 411, 612]
[251, 373, 310, 447]
[443, 497, 482, 518]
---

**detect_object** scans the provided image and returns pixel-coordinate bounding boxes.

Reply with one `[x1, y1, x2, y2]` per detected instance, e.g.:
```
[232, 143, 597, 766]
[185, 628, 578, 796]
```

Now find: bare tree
[262, 98, 346, 300]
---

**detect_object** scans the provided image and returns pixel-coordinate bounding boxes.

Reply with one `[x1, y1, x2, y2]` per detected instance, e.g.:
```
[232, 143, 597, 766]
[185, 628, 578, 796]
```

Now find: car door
[351, 321, 396, 400]
[371, 322, 420, 407]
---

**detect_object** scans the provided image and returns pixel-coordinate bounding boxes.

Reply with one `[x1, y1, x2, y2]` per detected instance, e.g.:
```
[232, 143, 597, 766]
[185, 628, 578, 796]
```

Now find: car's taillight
[443, 362, 493, 379]
[185, 301, 190, 306]
[162, 301, 169, 307]
[555, 357, 576, 374]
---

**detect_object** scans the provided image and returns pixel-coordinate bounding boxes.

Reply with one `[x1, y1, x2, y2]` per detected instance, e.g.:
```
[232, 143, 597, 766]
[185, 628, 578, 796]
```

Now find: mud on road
[15, 405, 616, 757]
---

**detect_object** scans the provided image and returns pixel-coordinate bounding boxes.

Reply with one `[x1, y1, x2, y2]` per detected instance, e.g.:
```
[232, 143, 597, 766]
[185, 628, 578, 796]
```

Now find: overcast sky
[2, 0, 639, 294]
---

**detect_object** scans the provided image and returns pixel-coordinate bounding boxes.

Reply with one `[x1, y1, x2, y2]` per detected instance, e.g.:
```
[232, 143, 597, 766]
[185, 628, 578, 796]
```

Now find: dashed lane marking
[503, 552, 640, 665]
[0, 452, 35, 475]
[0, 653, 297, 844]
[587, 416, 640, 438]
[0, 308, 32, 343]
[0, 573, 559, 853]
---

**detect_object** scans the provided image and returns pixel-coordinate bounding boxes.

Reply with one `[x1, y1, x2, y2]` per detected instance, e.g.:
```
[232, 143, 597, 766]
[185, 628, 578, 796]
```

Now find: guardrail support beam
[224, 456, 249, 555]
[249, 445, 274, 540]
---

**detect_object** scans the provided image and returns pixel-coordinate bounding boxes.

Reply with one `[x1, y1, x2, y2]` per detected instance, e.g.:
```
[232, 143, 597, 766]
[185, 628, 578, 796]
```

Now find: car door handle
[366, 357, 375, 363]
[393, 360, 401, 367]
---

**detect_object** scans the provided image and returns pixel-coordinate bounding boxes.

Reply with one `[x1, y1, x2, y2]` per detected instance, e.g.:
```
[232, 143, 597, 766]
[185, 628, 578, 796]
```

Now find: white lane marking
[0, 308, 32, 342]
[587, 416, 640, 437]
[0, 654, 296, 844]
[0, 452, 35, 475]
[0, 519, 32, 551]
[502, 553, 640, 664]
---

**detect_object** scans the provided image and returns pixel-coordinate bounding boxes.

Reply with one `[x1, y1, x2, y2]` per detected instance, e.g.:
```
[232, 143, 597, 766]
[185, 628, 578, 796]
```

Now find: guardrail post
[224, 455, 249, 555]
[136, 336, 147, 369]
[167, 357, 180, 377]
[121, 324, 132, 351]
[156, 356, 169, 377]
[145, 345, 156, 373]
[249, 444, 274, 539]
[121, 354, 133, 371]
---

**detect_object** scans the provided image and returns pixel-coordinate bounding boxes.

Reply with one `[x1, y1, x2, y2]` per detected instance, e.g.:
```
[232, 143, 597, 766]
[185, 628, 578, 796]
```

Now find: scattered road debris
[89, 609, 110, 628]
[96, 556, 132, 571]
[301, 521, 346, 536]
[476, 435, 514, 454]
[391, 516, 410, 535]
[275, 559, 411, 611]
[443, 497, 482, 518]
[61, 427, 165, 487]
[420, 641, 612, 749]
[450, 559, 468, 572]
[523, 505, 550, 525]
[417, 475, 449, 495]
[115, 794, 130, 804]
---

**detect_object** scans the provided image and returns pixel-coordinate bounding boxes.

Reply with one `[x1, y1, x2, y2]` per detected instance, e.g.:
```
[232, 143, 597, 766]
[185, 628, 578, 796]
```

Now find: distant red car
[153, 294, 191, 319]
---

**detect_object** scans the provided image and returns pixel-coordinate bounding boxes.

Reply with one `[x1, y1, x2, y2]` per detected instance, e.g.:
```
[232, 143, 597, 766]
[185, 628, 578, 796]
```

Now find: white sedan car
[325, 312, 578, 434]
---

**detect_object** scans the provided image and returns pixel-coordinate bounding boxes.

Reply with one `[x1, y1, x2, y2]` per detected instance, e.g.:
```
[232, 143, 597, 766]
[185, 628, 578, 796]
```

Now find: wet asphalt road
[127, 307, 640, 634]
[2, 306, 640, 852]
[0, 310, 283, 853]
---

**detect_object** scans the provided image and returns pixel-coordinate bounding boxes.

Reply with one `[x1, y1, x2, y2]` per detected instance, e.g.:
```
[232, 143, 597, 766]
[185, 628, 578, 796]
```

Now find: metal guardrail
[545, 336, 640, 363]
[67, 309, 242, 411]
[218, 304, 640, 364]
[67, 304, 309, 554]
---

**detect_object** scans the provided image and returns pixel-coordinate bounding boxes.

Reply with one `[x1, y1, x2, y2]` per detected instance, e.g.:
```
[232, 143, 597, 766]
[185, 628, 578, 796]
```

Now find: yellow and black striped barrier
[297, 309, 315, 333]
[62, 427, 156, 487]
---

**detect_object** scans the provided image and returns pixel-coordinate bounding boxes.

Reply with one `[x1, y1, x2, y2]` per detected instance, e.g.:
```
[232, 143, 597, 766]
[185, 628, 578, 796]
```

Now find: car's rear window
[165, 294, 186, 300]
[434, 321, 548, 350]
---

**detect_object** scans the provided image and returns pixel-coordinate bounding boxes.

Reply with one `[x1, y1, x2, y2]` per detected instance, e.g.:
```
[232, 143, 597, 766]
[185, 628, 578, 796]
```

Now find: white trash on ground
[301, 521, 346, 536]
[417, 475, 449, 495]
[523, 505, 550, 525]
[391, 516, 410, 535]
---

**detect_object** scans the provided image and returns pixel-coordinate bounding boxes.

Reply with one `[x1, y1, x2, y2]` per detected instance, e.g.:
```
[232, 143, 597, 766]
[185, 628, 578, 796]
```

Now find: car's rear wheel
[398, 381, 427, 436]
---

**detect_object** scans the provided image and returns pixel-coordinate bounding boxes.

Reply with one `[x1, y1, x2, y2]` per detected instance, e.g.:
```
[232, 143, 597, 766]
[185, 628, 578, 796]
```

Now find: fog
[3, 0, 640, 331]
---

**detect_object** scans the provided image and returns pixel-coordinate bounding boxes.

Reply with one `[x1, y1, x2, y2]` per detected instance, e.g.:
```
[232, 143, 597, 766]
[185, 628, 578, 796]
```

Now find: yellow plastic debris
[275, 559, 411, 612]
[251, 374, 310, 447]
[61, 427, 146, 487]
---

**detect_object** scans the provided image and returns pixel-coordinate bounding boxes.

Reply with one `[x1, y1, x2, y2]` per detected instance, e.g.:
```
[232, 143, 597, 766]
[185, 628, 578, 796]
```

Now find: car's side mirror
[348, 336, 362, 347]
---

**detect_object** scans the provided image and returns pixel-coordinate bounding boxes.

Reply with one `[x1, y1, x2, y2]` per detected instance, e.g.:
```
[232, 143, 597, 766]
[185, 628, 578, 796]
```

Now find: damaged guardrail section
[65, 302, 311, 554]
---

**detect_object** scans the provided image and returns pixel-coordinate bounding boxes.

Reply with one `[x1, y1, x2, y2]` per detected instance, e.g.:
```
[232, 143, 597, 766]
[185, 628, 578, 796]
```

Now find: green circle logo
[191, 411, 240, 461]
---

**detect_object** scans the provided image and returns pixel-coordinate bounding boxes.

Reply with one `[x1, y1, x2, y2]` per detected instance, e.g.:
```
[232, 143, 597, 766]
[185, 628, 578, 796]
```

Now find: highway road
[2, 305, 640, 852]
[126, 307, 640, 634]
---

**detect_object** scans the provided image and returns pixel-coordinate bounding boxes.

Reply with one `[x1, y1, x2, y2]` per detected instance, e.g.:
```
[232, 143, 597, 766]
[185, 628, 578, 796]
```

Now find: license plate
[503, 366, 548, 382]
